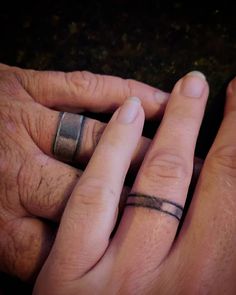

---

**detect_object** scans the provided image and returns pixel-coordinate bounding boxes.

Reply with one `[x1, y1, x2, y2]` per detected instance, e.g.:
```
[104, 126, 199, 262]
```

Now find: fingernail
[154, 90, 169, 104]
[181, 71, 206, 98]
[117, 96, 141, 124]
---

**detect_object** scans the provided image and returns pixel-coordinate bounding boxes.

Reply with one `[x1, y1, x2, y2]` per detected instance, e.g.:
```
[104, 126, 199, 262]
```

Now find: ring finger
[29, 104, 150, 170]
[110, 71, 209, 275]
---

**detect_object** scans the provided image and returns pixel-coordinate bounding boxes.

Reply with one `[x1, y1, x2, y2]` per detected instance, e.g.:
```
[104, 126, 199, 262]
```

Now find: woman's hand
[34, 71, 218, 294]
[0, 63, 168, 281]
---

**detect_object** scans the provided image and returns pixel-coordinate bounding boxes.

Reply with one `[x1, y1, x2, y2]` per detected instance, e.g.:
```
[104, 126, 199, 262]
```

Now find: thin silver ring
[126, 193, 183, 221]
[53, 112, 85, 162]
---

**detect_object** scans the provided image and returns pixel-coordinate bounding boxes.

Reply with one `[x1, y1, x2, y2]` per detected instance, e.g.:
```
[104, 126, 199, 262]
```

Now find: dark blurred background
[0, 0, 236, 293]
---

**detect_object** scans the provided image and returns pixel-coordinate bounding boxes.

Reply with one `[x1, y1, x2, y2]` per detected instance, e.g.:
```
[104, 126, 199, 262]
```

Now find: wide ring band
[53, 112, 85, 162]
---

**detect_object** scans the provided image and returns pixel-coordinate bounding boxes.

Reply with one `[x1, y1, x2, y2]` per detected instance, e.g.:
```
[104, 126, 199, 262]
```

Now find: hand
[34, 71, 236, 294]
[0, 63, 168, 281]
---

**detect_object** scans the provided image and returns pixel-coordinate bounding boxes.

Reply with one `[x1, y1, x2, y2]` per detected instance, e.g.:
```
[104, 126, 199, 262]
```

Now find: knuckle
[74, 177, 116, 211]
[17, 69, 61, 102]
[65, 70, 87, 90]
[207, 145, 236, 177]
[0, 79, 35, 133]
[1, 219, 43, 281]
[16, 154, 69, 218]
[0, 220, 24, 278]
[66, 71, 99, 98]
[0, 234, 17, 277]
[0, 127, 23, 214]
[143, 150, 191, 183]
[20, 69, 50, 101]
[0, 71, 22, 96]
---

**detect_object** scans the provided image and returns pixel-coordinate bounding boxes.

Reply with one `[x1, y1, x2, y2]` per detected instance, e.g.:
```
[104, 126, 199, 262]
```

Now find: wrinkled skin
[0, 63, 168, 281]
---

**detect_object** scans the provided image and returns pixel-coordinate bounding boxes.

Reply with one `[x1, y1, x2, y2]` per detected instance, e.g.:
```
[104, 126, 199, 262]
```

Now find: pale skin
[0, 63, 170, 281]
[32, 71, 236, 294]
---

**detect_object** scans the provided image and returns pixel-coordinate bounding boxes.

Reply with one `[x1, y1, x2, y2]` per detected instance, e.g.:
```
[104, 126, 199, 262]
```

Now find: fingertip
[226, 76, 236, 96]
[116, 96, 143, 124]
[127, 96, 142, 104]
[186, 71, 206, 81]
[181, 72, 207, 98]
[154, 90, 170, 104]
[127, 96, 145, 118]
[225, 76, 236, 114]
[171, 71, 208, 101]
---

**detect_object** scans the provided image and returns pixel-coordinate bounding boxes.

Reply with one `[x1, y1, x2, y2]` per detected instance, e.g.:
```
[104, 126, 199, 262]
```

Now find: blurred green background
[0, 0, 236, 293]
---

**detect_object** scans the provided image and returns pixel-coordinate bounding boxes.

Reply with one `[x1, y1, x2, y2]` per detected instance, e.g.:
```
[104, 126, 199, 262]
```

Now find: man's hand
[0, 64, 169, 281]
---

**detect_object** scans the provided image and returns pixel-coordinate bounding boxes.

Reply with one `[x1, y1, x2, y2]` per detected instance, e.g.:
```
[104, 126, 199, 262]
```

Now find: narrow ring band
[126, 193, 184, 221]
[53, 112, 85, 162]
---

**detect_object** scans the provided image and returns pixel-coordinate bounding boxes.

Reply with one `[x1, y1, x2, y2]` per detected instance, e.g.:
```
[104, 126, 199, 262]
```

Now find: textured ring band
[53, 112, 85, 162]
[126, 193, 184, 221]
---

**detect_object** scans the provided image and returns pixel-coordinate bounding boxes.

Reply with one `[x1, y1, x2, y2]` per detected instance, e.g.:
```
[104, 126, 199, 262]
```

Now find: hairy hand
[0, 64, 168, 281]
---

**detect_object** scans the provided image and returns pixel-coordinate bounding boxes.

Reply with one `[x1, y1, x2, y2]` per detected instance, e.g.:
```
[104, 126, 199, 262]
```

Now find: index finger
[0, 63, 169, 119]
